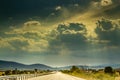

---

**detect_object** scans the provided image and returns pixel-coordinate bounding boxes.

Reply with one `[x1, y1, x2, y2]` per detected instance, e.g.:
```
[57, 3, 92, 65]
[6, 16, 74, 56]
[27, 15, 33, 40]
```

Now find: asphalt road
[28, 72, 85, 80]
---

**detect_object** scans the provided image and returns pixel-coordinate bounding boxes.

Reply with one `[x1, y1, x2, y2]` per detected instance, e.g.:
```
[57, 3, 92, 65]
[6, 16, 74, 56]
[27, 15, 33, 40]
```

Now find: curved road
[28, 72, 85, 80]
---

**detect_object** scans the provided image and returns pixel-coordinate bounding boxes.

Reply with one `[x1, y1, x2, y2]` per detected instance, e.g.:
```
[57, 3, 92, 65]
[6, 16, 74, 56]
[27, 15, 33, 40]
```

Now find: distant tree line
[61, 66, 118, 80]
[2, 68, 51, 75]
[61, 65, 117, 76]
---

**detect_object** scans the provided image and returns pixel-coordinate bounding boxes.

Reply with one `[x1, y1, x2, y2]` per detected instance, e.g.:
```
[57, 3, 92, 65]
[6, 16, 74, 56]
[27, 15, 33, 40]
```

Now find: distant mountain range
[0, 60, 120, 70]
[58, 64, 120, 70]
[0, 60, 52, 70]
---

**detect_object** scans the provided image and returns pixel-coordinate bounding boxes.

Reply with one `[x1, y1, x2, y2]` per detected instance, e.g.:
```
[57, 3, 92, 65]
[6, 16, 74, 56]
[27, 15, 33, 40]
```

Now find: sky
[0, 0, 120, 67]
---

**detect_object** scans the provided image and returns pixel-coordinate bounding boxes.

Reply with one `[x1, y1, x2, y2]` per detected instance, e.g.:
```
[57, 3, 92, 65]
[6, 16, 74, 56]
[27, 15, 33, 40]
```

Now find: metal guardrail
[0, 74, 42, 80]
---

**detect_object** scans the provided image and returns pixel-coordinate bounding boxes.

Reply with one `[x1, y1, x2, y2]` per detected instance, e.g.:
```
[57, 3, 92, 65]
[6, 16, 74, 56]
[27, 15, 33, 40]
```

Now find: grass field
[68, 71, 115, 80]
[61, 66, 120, 80]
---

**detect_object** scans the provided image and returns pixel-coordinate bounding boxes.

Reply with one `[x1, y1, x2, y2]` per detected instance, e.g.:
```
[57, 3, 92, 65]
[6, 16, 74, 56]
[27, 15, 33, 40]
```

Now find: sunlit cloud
[0, 38, 12, 48]
[25, 39, 49, 52]
[74, 4, 79, 7]
[0, 20, 52, 52]
[55, 6, 62, 11]
[101, 0, 113, 6]
[24, 21, 41, 27]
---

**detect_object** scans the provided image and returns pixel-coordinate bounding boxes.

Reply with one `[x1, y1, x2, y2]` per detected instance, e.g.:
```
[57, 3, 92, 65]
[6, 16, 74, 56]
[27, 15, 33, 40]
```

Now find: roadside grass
[62, 71, 115, 80]
[61, 66, 120, 80]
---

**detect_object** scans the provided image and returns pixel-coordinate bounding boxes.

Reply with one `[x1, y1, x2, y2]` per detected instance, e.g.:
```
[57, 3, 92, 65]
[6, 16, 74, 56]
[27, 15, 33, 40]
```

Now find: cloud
[0, 20, 51, 53]
[2, 18, 118, 54]
[101, 0, 113, 6]
[0, 35, 49, 53]
[25, 39, 49, 52]
[48, 23, 88, 51]
[0, 36, 29, 51]
[90, 0, 120, 19]
[2, 22, 90, 53]
[1, 15, 120, 55]
[55, 6, 62, 11]
[5, 20, 51, 34]
[24, 21, 41, 27]
[74, 4, 79, 7]
[91, 0, 113, 7]
[95, 18, 120, 46]
[0, 38, 12, 48]
[7, 37, 29, 51]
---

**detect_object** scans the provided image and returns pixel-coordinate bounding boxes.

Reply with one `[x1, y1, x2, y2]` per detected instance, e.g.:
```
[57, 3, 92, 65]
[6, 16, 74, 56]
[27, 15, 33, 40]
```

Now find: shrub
[104, 66, 113, 74]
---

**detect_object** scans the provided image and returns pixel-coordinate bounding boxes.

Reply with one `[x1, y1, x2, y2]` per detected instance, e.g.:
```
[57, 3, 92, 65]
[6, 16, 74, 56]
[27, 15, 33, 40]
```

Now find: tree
[34, 69, 38, 74]
[12, 68, 18, 74]
[70, 66, 79, 72]
[5, 70, 12, 75]
[104, 66, 113, 74]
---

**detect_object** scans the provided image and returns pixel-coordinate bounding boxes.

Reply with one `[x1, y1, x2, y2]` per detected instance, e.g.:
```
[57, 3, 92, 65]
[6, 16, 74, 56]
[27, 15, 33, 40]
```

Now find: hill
[0, 60, 52, 70]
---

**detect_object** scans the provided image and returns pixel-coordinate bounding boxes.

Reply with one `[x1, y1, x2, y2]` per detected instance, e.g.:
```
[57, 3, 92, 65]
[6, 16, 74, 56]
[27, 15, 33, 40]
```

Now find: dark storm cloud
[95, 18, 120, 46]
[57, 23, 87, 32]
[106, 0, 120, 18]
[104, 5, 120, 17]
[90, 0, 120, 19]
[104, 0, 120, 15]
[49, 23, 88, 51]
[111, 0, 120, 4]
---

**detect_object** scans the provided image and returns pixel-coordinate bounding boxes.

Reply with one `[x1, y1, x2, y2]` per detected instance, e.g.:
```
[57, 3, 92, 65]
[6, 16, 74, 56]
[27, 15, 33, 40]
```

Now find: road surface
[28, 72, 85, 80]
